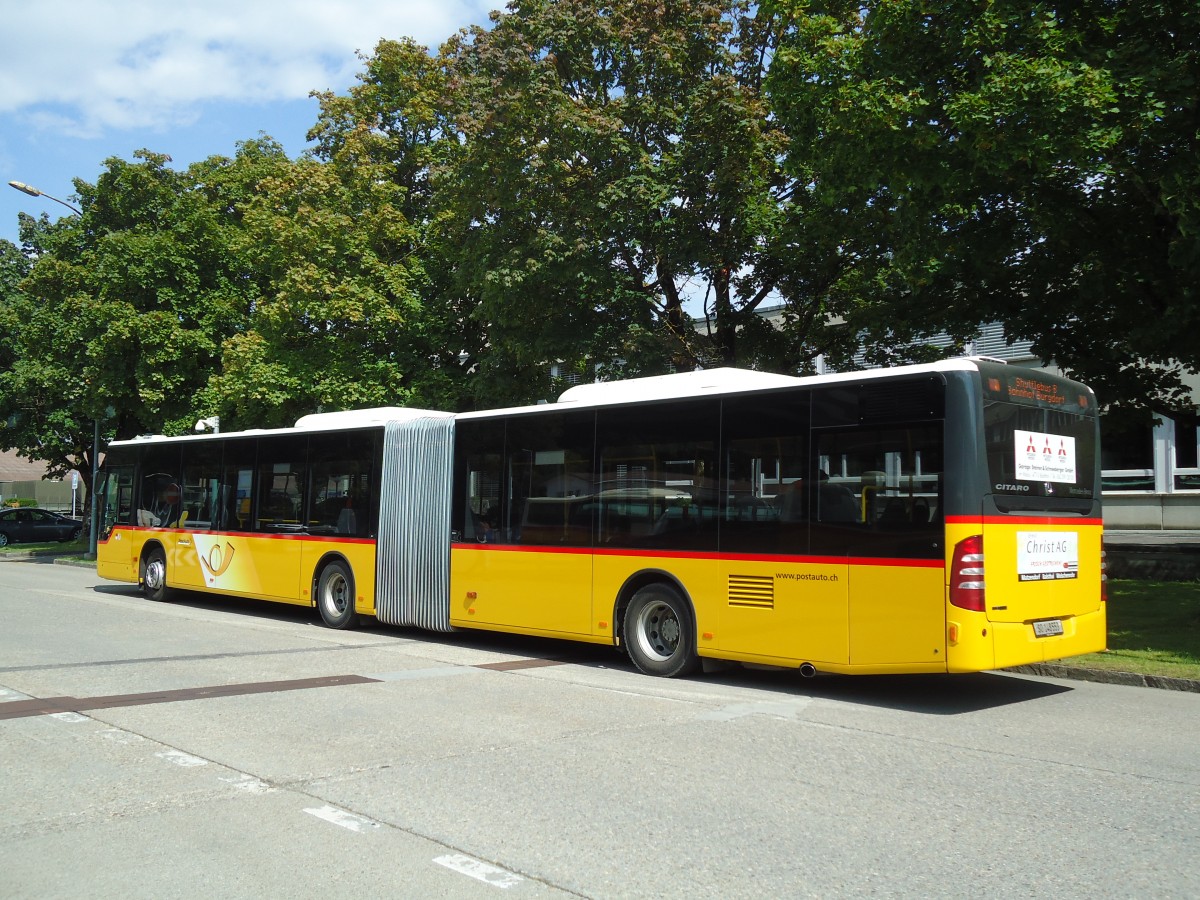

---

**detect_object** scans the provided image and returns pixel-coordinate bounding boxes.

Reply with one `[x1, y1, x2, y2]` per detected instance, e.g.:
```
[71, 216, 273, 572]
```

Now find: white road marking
[48, 711, 88, 723]
[0, 688, 32, 701]
[220, 774, 272, 794]
[434, 854, 524, 890]
[304, 805, 380, 833]
[101, 728, 146, 744]
[155, 750, 208, 767]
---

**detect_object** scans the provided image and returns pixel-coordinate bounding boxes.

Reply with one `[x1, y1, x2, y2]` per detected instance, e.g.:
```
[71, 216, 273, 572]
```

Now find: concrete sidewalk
[1104, 529, 1200, 546]
[1103, 529, 1200, 581]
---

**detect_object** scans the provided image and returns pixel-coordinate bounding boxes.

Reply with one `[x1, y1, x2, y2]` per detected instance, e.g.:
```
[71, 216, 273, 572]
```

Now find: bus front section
[945, 363, 1105, 672]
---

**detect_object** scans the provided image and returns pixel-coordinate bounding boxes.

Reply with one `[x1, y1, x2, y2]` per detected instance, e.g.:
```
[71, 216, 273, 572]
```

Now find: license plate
[1033, 619, 1064, 638]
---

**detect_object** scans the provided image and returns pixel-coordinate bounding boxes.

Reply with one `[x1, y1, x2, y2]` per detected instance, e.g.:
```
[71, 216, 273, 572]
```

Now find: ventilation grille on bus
[728, 574, 774, 609]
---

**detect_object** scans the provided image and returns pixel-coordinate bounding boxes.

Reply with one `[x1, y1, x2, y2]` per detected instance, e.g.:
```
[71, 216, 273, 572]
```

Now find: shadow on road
[88, 582, 1072, 715]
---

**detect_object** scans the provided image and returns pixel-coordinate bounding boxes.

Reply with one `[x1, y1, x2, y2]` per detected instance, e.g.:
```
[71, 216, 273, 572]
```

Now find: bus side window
[457, 419, 506, 543]
[814, 424, 943, 558]
[219, 439, 257, 533]
[596, 400, 717, 552]
[137, 445, 182, 529]
[255, 436, 306, 532]
[509, 412, 595, 547]
[181, 441, 222, 530]
[307, 432, 373, 537]
[720, 394, 810, 555]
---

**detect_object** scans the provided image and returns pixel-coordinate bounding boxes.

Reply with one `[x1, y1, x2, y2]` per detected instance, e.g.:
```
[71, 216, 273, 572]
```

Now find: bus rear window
[985, 401, 1097, 503]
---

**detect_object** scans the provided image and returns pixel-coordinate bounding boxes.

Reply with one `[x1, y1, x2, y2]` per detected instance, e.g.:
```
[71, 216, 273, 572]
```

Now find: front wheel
[0, 532, 9, 548]
[624, 584, 699, 678]
[316, 560, 358, 629]
[141, 548, 168, 602]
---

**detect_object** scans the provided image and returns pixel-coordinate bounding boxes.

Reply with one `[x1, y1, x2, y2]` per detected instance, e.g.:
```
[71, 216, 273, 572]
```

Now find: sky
[0, 0, 499, 246]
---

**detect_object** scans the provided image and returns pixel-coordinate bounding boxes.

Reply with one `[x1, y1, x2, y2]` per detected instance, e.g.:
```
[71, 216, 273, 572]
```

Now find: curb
[0, 552, 95, 568]
[53, 556, 97, 568]
[1009, 663, 1200, 693]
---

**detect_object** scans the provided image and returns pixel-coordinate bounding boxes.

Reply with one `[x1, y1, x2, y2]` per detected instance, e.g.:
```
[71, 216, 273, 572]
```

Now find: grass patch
[1058, 579, 1200, 681]
[0, 538, 89, 556]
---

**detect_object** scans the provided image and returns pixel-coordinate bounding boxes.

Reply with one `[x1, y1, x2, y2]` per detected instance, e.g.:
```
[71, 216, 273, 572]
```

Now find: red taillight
[950, 535, 986, 612]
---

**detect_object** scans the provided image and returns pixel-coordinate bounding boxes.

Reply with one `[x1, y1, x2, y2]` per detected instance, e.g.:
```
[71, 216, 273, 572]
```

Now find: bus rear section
[945, 365, 1106, 672]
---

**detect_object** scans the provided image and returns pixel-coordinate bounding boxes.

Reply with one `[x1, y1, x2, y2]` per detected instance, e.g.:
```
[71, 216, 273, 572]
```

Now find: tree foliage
[305, 38, 486, 412]
[443, 0, 818, 381]
[0, 149, 256, 495]
[3, 0, 1197, 478]
[769, 0, 1200, 411]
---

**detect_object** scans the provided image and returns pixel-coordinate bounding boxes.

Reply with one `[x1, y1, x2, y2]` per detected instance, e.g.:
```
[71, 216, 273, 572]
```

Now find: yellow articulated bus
[95, 359, 1105, 678]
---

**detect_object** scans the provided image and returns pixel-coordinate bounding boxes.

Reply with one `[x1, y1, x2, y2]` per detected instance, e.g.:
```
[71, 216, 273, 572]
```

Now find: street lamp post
[8, 180, 82, 216]
[7, 179, 101, 557]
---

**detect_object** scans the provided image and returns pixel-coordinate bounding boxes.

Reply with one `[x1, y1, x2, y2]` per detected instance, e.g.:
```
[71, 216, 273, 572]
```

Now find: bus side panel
[450, 545, 593, 636]
[299, 540, 378, 615]
[589, 552, 721, 651]
[849, 561, 946, 668]
[171, 531, 305, 603]
[96, 526, 137, 583]
[717, 557, 849, 668]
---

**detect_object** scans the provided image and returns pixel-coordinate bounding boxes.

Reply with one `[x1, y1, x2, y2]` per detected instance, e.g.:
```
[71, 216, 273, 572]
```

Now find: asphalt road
[2, 559, 1198, 898]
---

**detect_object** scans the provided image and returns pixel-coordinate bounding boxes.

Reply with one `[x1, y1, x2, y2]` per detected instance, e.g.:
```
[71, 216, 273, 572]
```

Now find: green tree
[308, 37, 492, 409]
[202, 149, 450, 425]
[0, 149, 258, 507]
[445, 0, 815, 386]
[768, 0, 1200, 411]
[314, 2, 849, 406]
[0, 209, 105, 495]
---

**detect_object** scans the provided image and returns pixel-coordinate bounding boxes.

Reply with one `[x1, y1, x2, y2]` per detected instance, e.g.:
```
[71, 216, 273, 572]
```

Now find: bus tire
[316, 560, 358, 630]
[141, 548, 169, 602]
[624, 584, 699, 678]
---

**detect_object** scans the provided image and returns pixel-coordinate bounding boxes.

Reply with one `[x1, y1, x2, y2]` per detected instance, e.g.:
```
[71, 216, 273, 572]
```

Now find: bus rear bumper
[991, 606, 1108, 669]
[946, 605, 1107, 672]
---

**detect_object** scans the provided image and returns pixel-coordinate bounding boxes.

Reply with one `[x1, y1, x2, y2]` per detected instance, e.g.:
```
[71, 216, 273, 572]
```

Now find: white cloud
[0, 0, 496, 137]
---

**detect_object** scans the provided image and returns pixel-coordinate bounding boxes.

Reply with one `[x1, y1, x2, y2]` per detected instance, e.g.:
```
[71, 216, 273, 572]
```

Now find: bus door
[454, 414, 595, 636]
[816, 423, 947, 668]
[96, 463, 136, 582]
[719, 398, 850, 666]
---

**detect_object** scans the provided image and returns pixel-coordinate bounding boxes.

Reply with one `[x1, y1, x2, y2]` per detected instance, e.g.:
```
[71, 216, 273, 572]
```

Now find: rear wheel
[317, 560, 358, 629]
[141, 548, 168, 602]
[0, 532, 9, 548]
[624, 584, 699, 678]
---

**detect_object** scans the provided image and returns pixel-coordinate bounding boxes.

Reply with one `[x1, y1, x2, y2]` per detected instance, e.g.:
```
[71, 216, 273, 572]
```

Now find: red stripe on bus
[101, 526, 376, 545]
[451, 543, 943, 568]
[944, 515, 1103, 527]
